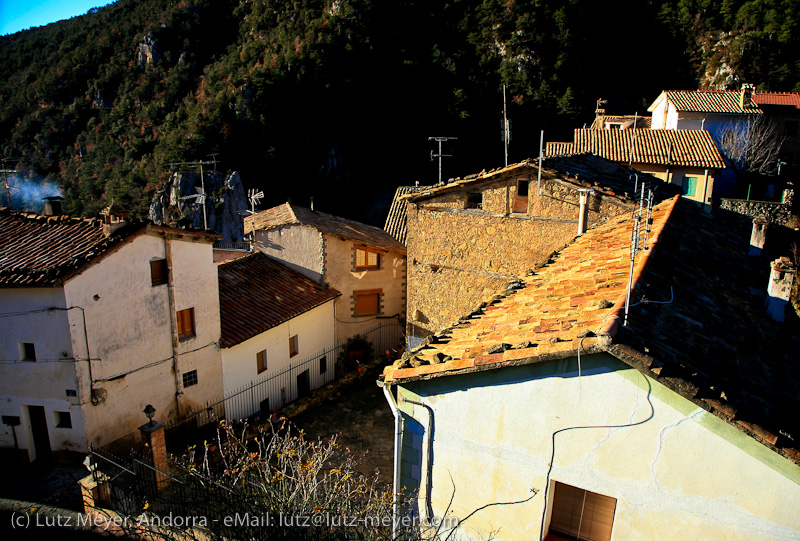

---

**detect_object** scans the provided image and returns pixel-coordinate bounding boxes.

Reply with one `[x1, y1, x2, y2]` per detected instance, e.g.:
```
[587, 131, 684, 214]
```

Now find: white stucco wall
[220, 300, 336, 419]
[254, 225, 323, 282]
[0, 288, 86, 459]
[323, 235, 406, 342]
[63, 232, 222, 450]
[396, 354, 800, 540]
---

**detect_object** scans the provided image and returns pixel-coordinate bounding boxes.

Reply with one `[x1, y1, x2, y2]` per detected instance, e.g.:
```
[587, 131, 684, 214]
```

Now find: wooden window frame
[289, 335, 299, 358]
[355, 245, 381, 270]
[257, 350, 268, 374]
[150, 259, 168, 286]
[353, 289, 382, 317]
[176, 308, 196, 341]
[549, 481, 617, 541]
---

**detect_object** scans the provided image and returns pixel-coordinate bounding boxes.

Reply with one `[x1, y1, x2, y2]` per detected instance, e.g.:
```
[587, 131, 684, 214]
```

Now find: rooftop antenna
[1, 159, 19, 208]
[165, 158, 220, 230]
[623, 181, 655, 327]
[248, 189, 263, 215]
[502, 85, 511, 167]
[429, 136, 457, 184]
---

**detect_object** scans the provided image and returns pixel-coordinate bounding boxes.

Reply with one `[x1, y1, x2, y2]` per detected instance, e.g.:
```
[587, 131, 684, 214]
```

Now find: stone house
[0, 207, 223, 461]
[381, 196, 800, 540]
[399, 155, 679, 343]
[546, 128, 726, 208]
[245, 203, 407, 344]
[217, 252, 340, 419]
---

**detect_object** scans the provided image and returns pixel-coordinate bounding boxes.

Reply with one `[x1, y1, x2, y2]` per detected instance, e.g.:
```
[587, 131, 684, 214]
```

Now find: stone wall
[718, 198, 793, 225]
[405, 175, 635, 338]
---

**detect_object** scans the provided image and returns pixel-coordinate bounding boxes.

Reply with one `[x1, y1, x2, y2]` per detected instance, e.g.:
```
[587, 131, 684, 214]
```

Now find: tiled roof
[590, 115, 652, 130]
[218, 252, 341, 348]
[383, 197, 800, 462]
[651, 90, 764, 114]
[404, 156, 676, 205]
[546, 129, 726, 169]
[0, 209, 138, 287]
[383, 196, 678, 382]
[384, 186, 426, 245]
[245, 203, 406, 254]
[0, 208, 219, 287]
[754, 92, 800, 110]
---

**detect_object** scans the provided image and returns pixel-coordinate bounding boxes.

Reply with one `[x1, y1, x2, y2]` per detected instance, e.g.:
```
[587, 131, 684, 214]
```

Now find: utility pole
[428, 137, 457, 184]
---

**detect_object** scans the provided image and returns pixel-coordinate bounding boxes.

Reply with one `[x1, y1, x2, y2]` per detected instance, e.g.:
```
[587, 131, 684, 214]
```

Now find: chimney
[765, 257, 796, 322]
[577, 191, 590, 235]
[42, 196, 63, 216]
[100, 204, 130, 237]
[749, 218, 768, 256]
[740, 83, 755, 109]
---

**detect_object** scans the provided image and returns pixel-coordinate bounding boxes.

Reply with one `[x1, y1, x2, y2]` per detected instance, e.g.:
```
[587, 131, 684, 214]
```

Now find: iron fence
[164, 320, 403, 451]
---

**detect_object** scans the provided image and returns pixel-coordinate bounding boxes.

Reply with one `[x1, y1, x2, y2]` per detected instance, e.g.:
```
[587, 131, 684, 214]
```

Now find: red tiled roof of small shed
[655, 90, 764, 114]
[548, 129, 726, 169]
[754, 92, 800, 110]
[217, 252, 341, 348]
[245, 203, 406, 254]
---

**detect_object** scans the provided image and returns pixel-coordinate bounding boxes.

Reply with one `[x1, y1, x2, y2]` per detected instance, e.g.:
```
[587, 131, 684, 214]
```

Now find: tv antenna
[502, 85, 511, 166]
[623, 181, 655, 327]
[248, 189, 263, 215]
[429, 136, 457, 184]
[165, 157, 220, 230]
[1, 157, 20, 208]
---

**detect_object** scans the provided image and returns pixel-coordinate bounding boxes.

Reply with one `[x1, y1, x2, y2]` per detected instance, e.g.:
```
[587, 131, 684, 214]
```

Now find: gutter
[401, 396, 435, 524]
[379, 381, 403, 540]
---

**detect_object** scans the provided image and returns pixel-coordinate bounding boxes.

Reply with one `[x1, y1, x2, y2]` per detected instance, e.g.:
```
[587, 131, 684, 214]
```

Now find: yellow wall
[396, 354, 800, 540]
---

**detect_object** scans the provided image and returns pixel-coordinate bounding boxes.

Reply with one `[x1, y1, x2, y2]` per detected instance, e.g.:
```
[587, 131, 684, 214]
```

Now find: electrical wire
[538, 371, 655, 541]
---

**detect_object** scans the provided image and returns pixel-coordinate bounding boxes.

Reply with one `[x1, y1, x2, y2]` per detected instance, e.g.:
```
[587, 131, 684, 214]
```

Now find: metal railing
[164, 320, 404, 450]
[213, 241, 253, 251]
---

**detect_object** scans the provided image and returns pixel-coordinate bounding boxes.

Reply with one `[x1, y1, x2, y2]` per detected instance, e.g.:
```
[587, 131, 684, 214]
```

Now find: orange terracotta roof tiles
[546, 129, 726, 169]
[383, 196, 679, 383]
[245, 203, 406, 254]
[754, 91, 800, 110]
[218, 252, 341, 348]
[652, 90, 764, 114]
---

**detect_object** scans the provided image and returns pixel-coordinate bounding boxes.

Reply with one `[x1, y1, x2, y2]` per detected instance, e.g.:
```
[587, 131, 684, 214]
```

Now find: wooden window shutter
[549, 482, 616, 541]
[355, 290, 380, 315]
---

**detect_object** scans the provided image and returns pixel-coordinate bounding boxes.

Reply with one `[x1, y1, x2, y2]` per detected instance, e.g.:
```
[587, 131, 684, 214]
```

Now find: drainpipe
[402, 396, 435, 523]
[380, 382, 403, 540]
[164, 235, 183, 418]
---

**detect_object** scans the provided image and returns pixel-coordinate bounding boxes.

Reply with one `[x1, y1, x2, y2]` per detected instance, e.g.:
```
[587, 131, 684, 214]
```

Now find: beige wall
[634, 164, 715, 206]
[254, 225, 323, 282]
[323, 234, 406, 342]
[396, 354, 800, 540]
[64, 232, 222, 451]
[405, 176, 631, 338]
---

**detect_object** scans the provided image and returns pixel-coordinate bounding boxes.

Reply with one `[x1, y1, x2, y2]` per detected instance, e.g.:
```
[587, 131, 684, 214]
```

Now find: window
[176, 308, 195, 341]
[682, 175, 698, 197]
[355, 246, 380, 270]
[466, 192, 483, 209]
[516, 179, 529, 197]
[65, 389, 77, 397]
[257, 350, 268, 374]
[289, 335, 299, 358]
[319, 356, 327, 375]
[150, 259, 168, 286]
[549, 482, 617, 541]
[55, 411, 72, 429]
[18, 343, 36, 362]
[354, 289, 381, 316]
[2, 416, 20, 426]
[182, 369, 198, 388]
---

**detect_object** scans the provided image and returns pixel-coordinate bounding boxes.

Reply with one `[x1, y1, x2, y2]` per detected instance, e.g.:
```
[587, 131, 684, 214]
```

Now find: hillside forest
[0, 0, 798, 225]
